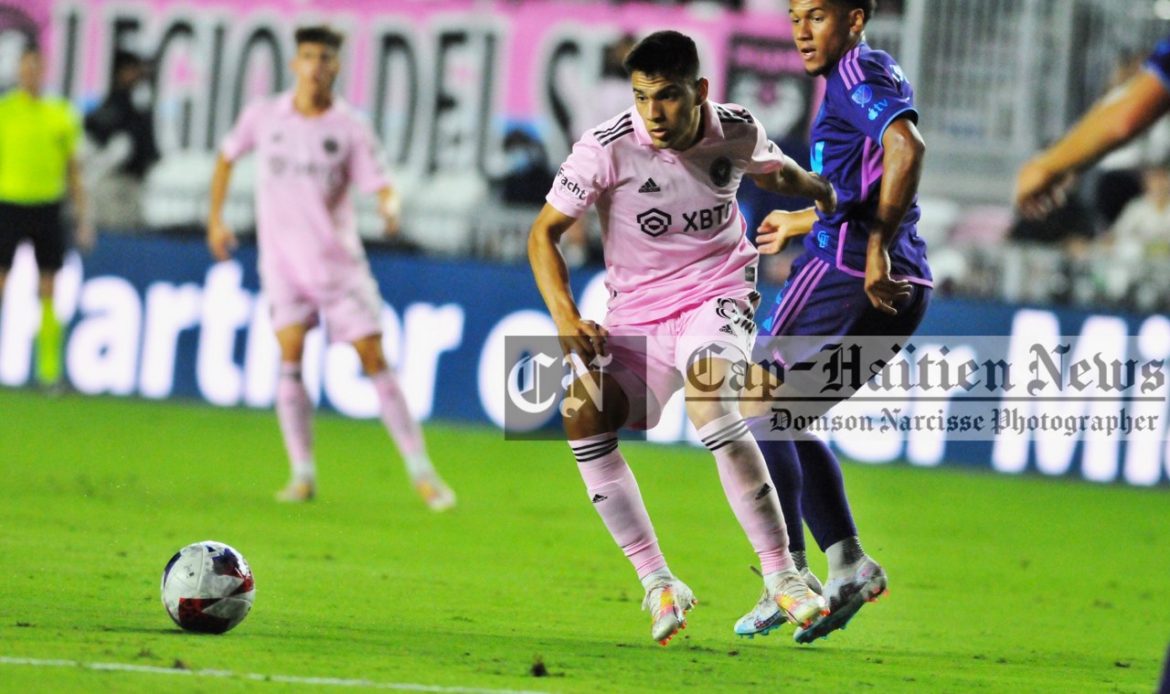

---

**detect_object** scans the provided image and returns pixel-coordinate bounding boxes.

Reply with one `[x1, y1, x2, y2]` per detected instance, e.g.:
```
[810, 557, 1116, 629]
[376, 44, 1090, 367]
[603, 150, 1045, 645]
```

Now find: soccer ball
[160, 541, 255, 634]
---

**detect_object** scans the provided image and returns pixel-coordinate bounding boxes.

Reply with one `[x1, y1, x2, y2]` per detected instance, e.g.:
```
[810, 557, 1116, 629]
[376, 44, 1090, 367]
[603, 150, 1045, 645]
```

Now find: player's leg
[32, 203, 67, 388]
[680, 296, 826, 631]
[792, 283, 933, 643]
[351, 333, 454, 511]
[0, 201, 20, 303]
[565, 338, 693, 645]
[273, 322, 316, 501]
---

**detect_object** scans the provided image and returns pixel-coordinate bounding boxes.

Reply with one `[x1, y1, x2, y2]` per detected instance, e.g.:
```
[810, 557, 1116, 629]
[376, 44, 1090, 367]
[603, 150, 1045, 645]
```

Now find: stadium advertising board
[1, 236, 1168, 488]
[0, 0, 816, 168]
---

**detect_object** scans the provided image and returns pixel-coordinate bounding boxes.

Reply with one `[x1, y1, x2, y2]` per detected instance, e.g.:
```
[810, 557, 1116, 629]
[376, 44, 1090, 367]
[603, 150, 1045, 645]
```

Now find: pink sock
[571, 434, 667, 580]
[276, 362, 314, 479]
[699, 413, 793, 574]
[369, 368, 428, 469]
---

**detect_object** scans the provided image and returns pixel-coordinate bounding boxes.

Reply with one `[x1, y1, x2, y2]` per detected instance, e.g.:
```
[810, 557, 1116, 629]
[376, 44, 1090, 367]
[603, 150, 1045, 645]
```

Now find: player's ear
[695, 77, 709, 105]
[849, 8, 866, 35]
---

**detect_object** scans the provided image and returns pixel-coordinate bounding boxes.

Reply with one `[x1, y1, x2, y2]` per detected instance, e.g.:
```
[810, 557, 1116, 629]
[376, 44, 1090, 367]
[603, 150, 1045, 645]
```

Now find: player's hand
[1015, 158, 1075, 220]
[813, 174, 837, 216]
[556, 318, 609, 364]
[864, 241, 912, 316]
[756, 210, 811, 255]
[208, 218, 238, 261]
[380, 190, 402, 238]
[75, 218, 96, 254]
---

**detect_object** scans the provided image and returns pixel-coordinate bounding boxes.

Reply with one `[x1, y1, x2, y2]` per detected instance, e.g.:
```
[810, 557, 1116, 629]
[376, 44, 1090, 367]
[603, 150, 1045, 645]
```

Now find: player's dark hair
[830, 0, 877, 21]
[294, 25, 344, 50]
[622, 30, 700, 83]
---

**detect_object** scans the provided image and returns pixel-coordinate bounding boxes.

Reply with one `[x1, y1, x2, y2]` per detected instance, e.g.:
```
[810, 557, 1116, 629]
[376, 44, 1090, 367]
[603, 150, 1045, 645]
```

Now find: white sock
[640, 567, 673, 591]
[404, 451, 434, 479]
[291, 458, 316, 483]
[826, 537, 866, 578]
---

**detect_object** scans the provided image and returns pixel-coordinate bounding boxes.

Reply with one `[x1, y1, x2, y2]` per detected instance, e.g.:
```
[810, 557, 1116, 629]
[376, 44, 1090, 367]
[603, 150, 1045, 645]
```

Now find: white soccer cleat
[275, 478, 316, 502]
[642, 578, 697, 646]
[412, 473, 456, 512]
[794, 557, 888, 644]
[772, 569, 829, 630]
[734, 567, 823, 638]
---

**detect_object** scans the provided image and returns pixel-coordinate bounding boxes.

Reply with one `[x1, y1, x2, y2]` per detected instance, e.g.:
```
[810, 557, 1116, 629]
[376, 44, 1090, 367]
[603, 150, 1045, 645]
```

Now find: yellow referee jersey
[0, 89, 80, 204]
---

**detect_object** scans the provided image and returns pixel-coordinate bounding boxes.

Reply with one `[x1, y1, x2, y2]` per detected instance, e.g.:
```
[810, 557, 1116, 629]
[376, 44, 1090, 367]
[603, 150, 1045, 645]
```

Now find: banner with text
[0, 0, 815, 170]
[2, 235, 1168, 488]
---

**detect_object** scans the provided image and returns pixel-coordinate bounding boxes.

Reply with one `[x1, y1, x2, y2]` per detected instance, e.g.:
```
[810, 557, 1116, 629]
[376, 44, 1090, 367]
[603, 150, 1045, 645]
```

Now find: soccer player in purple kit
[206, 26, 455, 511]
[733, 0, 931, 643]
[529, 30, 836, 645]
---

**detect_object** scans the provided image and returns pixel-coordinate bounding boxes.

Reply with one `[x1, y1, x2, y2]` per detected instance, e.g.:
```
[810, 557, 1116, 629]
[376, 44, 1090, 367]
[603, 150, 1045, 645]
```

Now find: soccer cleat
[413, 473, 456, 511]
[771, 569, 828, 629]
[642, 578, 697, 645]
[794, 557, 888, 644]
[734, 567, 824, 637]
[275, 479, 316, 502]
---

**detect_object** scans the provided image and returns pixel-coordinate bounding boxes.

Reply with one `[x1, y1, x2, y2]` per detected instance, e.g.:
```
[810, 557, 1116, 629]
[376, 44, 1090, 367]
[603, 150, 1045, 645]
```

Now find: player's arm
[749, 159, 836, 214]
[376, 186, 401, 238]
[756, 206, 817, 255]
[67, 156, 94, 252]
[207, 154, 237, 261]
[528, 203, 607, 360]
[866, 116, 925, 315]
[1016, 71, 1170, 219]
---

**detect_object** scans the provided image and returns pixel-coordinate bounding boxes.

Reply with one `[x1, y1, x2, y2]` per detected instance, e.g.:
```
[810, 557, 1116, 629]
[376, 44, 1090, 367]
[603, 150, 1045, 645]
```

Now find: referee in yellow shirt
[0, 43, 92, 388]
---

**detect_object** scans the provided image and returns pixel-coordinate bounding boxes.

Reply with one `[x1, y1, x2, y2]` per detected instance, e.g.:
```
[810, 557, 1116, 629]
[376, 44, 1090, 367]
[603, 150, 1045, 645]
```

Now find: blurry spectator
[84, 50, 159, 229]
[0, 43, 92, 389]
[497, 127, 555, 206]
[1106, 166, 1170, 262]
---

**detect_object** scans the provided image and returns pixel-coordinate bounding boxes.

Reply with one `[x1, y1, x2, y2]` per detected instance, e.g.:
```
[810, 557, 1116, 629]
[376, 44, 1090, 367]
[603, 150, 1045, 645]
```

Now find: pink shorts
[265, 270, 384, 344]
[604, 292, 759, 430]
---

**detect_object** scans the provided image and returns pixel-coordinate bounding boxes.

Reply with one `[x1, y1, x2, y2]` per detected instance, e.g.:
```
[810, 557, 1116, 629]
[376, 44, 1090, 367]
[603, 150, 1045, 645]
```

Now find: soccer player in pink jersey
[528, 30, 836, 645]
[206, 26, 455, 510]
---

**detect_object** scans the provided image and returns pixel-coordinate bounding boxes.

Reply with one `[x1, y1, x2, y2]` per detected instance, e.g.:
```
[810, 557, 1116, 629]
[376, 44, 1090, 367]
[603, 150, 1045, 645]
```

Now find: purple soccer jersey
[803, 42, 932, 286]
[546, 100, 789, 325]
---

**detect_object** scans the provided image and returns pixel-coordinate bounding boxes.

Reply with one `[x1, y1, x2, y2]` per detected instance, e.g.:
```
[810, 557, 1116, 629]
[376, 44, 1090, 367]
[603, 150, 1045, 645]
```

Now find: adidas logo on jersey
[638, 178, 661, 194]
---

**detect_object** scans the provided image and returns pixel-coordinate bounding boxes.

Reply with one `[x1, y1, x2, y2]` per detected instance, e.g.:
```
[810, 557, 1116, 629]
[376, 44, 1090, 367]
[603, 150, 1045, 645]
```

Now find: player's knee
[353, 338, 387, 374]
[562, 374, 626, 438]
[685, 398, 741, 431]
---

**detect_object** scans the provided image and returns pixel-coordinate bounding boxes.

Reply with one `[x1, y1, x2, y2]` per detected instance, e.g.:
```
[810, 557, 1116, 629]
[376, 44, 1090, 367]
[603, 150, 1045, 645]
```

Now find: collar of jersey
[632, 100, 724, 151]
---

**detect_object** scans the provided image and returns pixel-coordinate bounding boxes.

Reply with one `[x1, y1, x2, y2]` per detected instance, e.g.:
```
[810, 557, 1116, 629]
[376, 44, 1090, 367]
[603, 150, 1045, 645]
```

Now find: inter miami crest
[710, 156, 732, 187]
[322, 137, 339, 154]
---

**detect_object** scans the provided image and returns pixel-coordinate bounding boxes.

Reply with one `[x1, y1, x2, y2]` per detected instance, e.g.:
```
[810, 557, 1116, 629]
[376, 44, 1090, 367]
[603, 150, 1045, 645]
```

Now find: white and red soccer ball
[161, 541, 255, 633]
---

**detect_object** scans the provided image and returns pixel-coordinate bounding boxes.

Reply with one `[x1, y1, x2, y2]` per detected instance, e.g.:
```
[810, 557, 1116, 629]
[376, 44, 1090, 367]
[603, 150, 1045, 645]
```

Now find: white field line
[0, 656, 551, 693]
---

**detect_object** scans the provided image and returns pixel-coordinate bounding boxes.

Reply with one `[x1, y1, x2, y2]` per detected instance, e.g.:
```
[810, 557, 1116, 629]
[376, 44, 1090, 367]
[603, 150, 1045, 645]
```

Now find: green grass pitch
[0, 388, 1166, 692]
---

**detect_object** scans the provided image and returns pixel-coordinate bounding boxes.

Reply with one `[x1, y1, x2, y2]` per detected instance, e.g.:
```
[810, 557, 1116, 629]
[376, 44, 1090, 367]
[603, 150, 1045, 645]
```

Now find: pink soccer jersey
[546, 100, 789, 325]
[220, 92, 390, 295]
